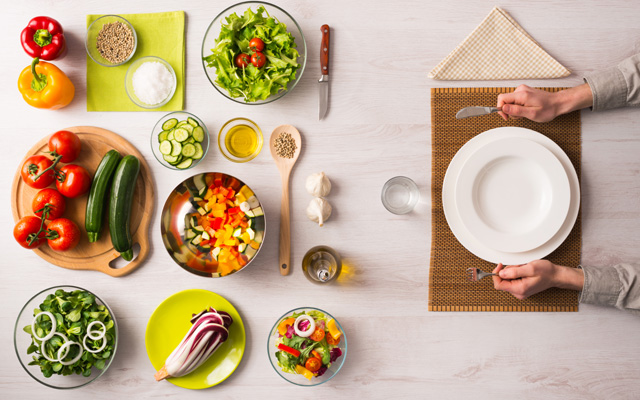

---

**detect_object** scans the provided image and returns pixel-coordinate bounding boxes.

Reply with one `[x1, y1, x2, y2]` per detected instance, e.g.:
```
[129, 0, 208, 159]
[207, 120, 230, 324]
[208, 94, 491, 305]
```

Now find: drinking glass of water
[381, 176, 419, 214]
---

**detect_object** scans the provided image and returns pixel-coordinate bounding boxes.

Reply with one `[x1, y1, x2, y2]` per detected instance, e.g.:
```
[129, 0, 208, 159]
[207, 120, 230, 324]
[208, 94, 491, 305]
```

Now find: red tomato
[32, 188, 66, 220]
[21, 155, 55, 189]
[326, 334, 340, 345]
[309, 327, 325, 342]
[251, 52, 266, 68]
[49, 130, 81, 163]
[14, 216, 46, 249]
[234, 53, 250, 68]
[305, 357, 322, 373]
[249, 37, 265, 52]
[56, 164, 91, 198]
[47, 218, 80, 251]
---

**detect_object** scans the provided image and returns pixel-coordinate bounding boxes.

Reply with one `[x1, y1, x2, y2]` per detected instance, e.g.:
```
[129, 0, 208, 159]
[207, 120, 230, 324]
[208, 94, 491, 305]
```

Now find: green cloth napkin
[86, 11, 185, 111]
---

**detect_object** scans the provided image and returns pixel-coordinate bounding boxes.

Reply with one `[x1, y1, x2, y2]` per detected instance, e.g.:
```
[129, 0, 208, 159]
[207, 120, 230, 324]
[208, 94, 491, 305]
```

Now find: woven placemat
[429, 87, 581, 312]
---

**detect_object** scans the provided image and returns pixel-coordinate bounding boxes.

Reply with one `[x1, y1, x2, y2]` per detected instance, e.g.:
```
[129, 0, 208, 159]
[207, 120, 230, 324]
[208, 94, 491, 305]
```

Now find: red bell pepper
[21, 16, 66, 60]
[277, 343, 300, 357]
[212, 217, 223, 230]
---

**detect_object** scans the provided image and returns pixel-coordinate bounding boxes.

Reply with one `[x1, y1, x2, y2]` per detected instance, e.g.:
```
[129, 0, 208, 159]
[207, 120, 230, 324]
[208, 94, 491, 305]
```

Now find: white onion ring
[40, 332, 69, 362]
[31, 311, 56, 342]
[83, 333, 107, 353]
[58, 341, 83, 366]
[86, 321, 106, 340]
[294, 315, 316, 338]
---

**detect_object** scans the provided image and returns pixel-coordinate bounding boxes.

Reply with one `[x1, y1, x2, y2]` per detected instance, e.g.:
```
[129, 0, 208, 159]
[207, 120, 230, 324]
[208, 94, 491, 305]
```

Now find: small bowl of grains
[86, 15, 137, 67]
[125, 56, 177, 109]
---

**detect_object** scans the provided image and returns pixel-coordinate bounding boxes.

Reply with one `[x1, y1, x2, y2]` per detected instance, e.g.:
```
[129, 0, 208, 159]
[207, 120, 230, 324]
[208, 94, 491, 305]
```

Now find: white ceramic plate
[455, 137, 570, 253]
[443, 127, 580, 264]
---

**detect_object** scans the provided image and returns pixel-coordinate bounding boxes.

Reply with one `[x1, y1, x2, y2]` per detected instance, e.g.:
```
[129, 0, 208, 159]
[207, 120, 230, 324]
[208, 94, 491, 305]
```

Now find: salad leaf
[203, 5, 301, 102]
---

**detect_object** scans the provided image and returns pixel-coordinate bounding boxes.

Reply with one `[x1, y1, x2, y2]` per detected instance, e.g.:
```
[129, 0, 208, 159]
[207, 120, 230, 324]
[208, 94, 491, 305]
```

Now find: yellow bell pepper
[295, 365, 314, 380]
[18, 57, 74, 109]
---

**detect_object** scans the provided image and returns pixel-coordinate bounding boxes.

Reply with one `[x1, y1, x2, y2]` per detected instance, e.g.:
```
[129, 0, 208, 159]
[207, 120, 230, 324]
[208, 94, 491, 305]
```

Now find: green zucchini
[109, 155, 140, 261]
[86, 150, 122, 242]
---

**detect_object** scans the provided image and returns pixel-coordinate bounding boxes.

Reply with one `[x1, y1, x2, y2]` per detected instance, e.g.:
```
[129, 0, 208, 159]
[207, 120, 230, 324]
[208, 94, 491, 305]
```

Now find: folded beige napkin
[429, 6, 570, 80]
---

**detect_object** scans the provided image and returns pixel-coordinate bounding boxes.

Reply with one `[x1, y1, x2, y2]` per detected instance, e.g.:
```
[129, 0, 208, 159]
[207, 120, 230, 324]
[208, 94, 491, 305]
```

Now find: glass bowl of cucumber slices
[151, 112, 210, 170]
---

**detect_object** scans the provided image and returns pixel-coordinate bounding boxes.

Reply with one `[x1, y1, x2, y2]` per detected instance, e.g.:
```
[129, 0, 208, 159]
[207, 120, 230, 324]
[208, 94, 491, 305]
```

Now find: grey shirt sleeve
[580, 264, 640, 314]
[584, 54, 640, 111]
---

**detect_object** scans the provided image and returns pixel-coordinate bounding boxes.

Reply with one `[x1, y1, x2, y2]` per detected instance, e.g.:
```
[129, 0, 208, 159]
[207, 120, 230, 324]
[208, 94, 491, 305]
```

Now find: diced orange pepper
[249, 241, 260, 250]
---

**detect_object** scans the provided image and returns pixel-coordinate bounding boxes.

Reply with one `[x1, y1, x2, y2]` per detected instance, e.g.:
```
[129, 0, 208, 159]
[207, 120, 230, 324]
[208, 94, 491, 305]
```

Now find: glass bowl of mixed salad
[201, 1, 307, 104]
[13, 286, 118, 389]
[160, 172, 266, 277]
[268, 307, 346, 386]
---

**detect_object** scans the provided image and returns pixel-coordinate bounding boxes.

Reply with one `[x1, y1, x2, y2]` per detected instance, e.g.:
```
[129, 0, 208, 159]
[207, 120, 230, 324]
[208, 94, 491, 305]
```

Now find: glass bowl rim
[200, 0, 307, 105]
[150, 111, 210, 170]
[85, 14, 138, 67]
[13, 285, 119, 390]
[125, 56, 177, 109]
[217, 117, 264, 163]
[267, 306, 347, 386]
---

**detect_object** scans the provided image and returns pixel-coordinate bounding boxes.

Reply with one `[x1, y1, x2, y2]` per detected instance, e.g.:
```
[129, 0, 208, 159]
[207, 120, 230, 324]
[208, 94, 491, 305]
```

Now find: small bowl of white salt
[125, 56, 177, 109]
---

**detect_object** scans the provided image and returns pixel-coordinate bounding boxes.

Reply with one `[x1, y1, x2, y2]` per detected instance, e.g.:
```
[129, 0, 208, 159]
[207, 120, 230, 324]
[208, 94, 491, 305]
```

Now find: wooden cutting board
[11, 126, 154, 277]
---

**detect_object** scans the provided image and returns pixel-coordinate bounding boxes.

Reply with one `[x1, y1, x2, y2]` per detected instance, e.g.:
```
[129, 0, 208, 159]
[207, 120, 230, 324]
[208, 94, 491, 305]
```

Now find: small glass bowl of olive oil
[218, 117, 263, 163]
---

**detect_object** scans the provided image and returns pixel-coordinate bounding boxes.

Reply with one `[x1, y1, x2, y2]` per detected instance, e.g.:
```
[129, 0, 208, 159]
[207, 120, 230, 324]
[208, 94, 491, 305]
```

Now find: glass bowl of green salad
[268, 307, 347, 386]
[14, 286, 118, 389]
[201, 1, 307, 104]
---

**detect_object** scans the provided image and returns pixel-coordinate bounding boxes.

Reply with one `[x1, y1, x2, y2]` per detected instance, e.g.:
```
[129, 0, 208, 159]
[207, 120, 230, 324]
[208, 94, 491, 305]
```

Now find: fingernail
[502, 104, 510, 113]
[499, 271, 506, 278]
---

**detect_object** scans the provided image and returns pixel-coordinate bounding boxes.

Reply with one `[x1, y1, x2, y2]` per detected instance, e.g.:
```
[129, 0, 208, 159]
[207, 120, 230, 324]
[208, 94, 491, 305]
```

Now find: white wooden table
[2, 1, 640, 398]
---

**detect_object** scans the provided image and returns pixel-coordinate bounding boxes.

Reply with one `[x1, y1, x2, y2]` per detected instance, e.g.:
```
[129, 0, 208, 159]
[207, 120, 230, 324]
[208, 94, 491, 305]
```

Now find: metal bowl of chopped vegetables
[86, 14, 137, 67]
[160, 172, 266, 277]
[14, 286, 118, 389]
[201, 1, 307, 104]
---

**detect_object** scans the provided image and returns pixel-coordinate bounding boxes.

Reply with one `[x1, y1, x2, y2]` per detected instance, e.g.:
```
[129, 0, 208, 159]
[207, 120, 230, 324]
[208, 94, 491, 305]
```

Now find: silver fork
[467, 267, 498, 282]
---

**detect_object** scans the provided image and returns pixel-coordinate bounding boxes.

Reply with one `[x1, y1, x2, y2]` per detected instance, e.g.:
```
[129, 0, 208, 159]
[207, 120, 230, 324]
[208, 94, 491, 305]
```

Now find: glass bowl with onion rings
[13, 285, 118, 389]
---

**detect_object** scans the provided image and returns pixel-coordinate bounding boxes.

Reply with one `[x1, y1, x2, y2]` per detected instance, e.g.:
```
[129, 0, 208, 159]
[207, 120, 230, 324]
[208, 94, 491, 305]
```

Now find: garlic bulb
[305, 172, 331, 197]
[306, 197, 332, 226]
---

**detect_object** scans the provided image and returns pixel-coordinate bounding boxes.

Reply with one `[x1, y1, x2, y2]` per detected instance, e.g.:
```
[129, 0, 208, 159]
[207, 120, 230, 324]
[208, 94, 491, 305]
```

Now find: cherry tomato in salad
[309, 327, 325, 342]
[56, 164, 91, 198]
[311, 350, 322, 360]
[251, 52, 266, 68]
[46, 218, 80, 251]
[32, 188, 66, 220]
[48, 130, 81, 163]
[21, 155, 55, 189]
[14, 216, 47, 249]
[234, 53, 251, 68]
[326, 334, 341, 345]
[249, 37, 265, 52]
[305, 357, 322, 372]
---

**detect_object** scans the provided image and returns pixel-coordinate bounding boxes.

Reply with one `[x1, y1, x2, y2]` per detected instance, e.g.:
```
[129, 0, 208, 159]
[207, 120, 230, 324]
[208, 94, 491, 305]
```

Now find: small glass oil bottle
[302, 246, 341, 284]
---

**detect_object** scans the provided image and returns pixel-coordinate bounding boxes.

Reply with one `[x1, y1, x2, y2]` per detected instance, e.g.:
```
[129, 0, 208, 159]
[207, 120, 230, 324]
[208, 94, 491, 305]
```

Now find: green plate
[145, 289, 246, 389]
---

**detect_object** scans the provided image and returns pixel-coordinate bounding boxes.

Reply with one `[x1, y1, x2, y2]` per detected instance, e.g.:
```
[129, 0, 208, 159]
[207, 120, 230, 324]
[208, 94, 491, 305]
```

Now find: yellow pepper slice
[18, 57, 74, 109]
[295, 365, 314, 380]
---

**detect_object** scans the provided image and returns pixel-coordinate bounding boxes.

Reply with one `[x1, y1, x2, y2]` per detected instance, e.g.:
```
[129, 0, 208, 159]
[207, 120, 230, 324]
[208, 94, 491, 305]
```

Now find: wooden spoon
[270, 125, 302, 275]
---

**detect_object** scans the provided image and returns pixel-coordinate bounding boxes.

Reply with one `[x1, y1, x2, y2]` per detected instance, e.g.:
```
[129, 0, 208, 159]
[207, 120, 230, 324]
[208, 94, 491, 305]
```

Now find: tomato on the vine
[32, 188, 66, 220]
[56, 164, 91, 198]
[14, 216, 47, 249]
[21, 155, 55, 189]
[47, 218, 80, 251]
[48, 130, 81, 163]
[305, 357, 322, 372]
[251, 52, 266, 68]
[249, 37, 265, 52]
[234, 53, 251, 68]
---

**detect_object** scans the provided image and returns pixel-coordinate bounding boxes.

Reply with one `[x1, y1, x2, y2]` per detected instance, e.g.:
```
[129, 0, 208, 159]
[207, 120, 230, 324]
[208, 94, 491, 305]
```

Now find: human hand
[492, 260, 585, 300]
[497, 85, 561, 122]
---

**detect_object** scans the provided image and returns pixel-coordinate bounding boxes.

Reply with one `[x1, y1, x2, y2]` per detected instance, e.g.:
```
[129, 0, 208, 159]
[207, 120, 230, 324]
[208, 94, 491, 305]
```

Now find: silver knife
[318, 24, 330, 120]
[455, 106, 501, 119]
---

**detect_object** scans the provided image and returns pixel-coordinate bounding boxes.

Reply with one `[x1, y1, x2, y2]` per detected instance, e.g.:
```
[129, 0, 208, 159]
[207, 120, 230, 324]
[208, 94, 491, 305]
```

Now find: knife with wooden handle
[318, 24, 330, 120]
